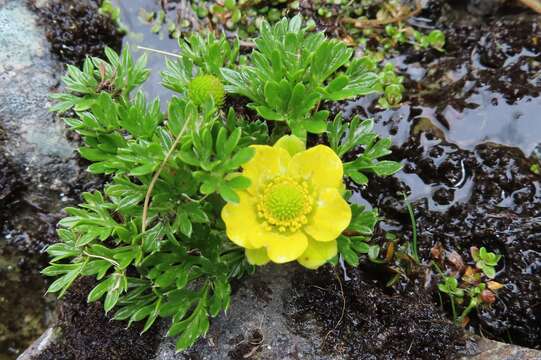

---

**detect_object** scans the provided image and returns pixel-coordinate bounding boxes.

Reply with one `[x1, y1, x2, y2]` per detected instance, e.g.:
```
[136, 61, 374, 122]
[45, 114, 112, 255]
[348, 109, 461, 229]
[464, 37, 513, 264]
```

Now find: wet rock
[26, 278, 161, 360]
[31, 0, 123, 66]
[17, 328, 61, 360]
[157, 265, 328, 360]
[466, 0, 507, 16]
[154, 265, 539, 360]
[464, 337, 541, 360]
[0, 243, 54, 359]
[0, 0, 102, 357]
[0, 0, 88, 227]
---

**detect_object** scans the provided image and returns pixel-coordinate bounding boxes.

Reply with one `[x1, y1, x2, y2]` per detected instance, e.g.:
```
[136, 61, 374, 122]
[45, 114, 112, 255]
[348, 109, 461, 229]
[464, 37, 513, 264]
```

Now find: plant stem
[141, 122, 191, 235]
[518, 0, 541, 14]
[137, 45, 181, 58]
[342, 0, 422, 28]
[457, 300, 477, 324]
[403, 194, 419, 264]
[449, 294, 457, 322]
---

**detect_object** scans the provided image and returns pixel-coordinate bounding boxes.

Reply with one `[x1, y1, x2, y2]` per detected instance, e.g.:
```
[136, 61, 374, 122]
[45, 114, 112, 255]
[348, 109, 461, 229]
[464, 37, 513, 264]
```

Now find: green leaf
[326, 74, 349, 93]
[130, 162, 156, 176]
[348, 170, 369, 185]
[156, 268, 179, 288]
[372, 161, 403, 176]
[228, 147, 255, 169]
[368, 245, 380, 261]
[218, 184, 240, 203]
[302, 119, 327, 134]
[104, 288, 121, 313]
[88, 277, 114, 302]
[227, 175, 251, 190]
[176, 212, 193, 238]
[79, 147, 112, 162]
[223, 128, 241, 156]
[483, 265, 496, 279]
[338, 236, 359, 267]
[174, 307, 209, 351]
[254, 105, 284, 121]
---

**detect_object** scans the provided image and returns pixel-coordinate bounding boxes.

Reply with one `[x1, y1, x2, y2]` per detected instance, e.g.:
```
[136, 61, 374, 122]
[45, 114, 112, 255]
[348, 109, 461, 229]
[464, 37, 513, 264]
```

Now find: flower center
[257, 176, 313, 232]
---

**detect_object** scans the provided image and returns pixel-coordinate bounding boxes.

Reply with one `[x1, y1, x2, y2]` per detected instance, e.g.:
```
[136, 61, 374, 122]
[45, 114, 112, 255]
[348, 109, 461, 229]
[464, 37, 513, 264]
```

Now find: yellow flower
[221, 135, 351, 269]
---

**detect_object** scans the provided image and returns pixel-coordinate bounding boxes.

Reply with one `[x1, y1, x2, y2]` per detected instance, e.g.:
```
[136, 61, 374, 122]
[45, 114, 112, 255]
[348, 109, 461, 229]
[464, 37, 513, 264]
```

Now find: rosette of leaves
[471, 246, 502, 279]
[221, 15, 399, 139]
[161, 31, 240, 95]
[43, 46, 268, 351]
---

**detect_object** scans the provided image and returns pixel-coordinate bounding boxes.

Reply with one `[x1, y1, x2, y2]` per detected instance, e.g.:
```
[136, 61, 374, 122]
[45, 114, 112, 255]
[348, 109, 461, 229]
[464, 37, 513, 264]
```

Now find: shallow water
[113, 0, 179, 102]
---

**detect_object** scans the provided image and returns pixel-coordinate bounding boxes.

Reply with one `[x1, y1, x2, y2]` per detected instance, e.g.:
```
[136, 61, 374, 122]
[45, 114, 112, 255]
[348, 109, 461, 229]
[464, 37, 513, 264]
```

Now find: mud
[338, 2, 541, 350]
[285, 267, 465, 360]
[0, 244, 54, 360]
[31, 0, 123, 65]
[33, 277, 160, 360]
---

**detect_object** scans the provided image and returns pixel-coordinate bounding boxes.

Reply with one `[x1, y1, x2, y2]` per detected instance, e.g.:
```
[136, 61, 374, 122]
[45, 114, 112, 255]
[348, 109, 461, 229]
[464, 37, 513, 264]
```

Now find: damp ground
[2, 0, 540, 359]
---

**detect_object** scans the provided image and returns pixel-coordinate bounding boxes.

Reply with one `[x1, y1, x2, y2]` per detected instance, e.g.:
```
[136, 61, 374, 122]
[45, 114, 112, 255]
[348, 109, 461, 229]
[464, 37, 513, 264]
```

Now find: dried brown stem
[518, 0, 541, 13]
[342, 0, 423, 29]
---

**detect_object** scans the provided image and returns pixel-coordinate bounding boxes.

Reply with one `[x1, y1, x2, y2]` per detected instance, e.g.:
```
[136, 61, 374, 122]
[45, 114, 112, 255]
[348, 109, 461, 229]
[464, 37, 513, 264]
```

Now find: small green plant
[44, 16, 402, 351]
[434, 245, 503, 326]
[221, 15, 396, 139]
[471, 246, 502, 279]
[328, 114, 403, 186]
[381, 25, 445, 52]
[437, 275, 464, 321]
[161, 32, 240, 94]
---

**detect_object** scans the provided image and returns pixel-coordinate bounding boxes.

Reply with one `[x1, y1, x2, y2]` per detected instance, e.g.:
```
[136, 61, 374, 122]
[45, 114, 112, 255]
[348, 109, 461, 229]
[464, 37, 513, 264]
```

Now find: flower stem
[141, 122, 190, 236]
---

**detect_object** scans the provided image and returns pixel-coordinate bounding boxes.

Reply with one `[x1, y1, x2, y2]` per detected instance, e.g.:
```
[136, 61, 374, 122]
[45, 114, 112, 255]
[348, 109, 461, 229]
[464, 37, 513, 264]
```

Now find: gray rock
[155, 264, 335, 360]
[154, 264, 541, 360]
[17, 327, 61, 360]
[467, 0, 507, 16]
[464, 337, 541, 360]
[0, 0, 85, 214]
[0, 1, 90, 357]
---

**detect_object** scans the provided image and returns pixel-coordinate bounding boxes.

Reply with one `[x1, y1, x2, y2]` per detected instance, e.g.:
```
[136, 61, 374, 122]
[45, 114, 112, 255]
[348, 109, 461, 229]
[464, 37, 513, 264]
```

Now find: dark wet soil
[0, 150, 54, 359]
[0, 244, 53, 360]
[285, 267, 465, 360]
[34, 277, 160, 360]
[31, 0, 123, 65]
[335, 1, 541, 350]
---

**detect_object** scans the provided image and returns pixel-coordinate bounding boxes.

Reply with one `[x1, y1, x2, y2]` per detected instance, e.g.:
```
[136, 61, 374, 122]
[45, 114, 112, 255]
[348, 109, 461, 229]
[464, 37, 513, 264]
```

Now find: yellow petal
[221, 191, 265, 249]
[304, 188, 351, 242]
[265, 231, 308, 263]
[274, 135, 305, 156]
[243, 145, 291, 194]
[297, 238, 337, 269]
[246, 248, 270, 266]
[287, 145, 343, 190]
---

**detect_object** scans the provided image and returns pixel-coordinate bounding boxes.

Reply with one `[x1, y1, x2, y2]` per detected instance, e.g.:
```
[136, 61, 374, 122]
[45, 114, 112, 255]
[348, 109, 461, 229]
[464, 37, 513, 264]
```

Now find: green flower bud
[188, 74, 225, 107]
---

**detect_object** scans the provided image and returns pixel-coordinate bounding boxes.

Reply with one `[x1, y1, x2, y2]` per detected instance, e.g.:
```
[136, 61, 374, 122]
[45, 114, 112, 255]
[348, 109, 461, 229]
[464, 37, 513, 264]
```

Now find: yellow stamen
[258, 176, 313, 232]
